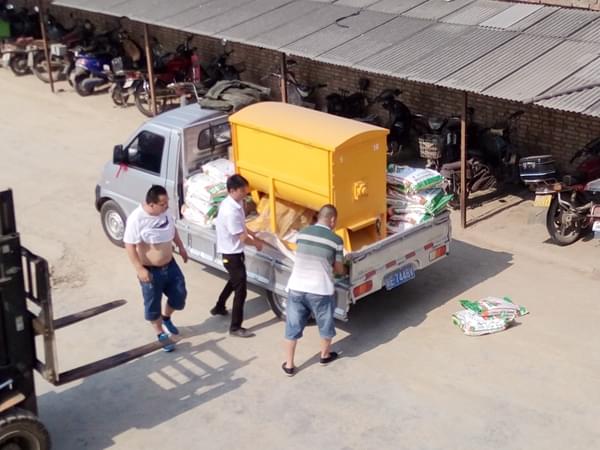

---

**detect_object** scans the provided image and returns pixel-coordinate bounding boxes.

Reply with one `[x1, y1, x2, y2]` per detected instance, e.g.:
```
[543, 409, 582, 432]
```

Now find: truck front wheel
[101, 200, 126, 248]
[0, 408, 50, 450]
[266, 291, 286, 320]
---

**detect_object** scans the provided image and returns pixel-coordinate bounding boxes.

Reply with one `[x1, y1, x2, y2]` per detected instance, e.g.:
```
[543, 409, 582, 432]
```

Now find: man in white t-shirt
[123, 185, 188, 352]
[211, 175, 264, 338]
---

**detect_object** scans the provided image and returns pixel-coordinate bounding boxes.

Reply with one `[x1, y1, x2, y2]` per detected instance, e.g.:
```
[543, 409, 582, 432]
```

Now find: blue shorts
[285, 290, 336, 340]
[140, 259, 187, 321]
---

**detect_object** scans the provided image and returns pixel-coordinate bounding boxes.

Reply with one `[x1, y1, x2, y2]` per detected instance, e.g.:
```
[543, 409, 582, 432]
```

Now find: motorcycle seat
[16, 36, 35, 45]
[468, 148, 485, 159]
[441, 160, 462, 170]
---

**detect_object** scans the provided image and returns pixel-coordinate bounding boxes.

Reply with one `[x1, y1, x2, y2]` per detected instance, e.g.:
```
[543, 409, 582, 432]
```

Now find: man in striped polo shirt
[283, 204, 346, 376]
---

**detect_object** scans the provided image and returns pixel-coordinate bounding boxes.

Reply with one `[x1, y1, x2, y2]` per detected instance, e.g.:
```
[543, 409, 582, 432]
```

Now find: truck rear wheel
[100, 200, 126, 248]
[0, 408, 50, 450]
[266, 291, 286, 320]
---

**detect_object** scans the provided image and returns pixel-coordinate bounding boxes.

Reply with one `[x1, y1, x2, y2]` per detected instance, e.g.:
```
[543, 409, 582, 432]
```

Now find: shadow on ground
[38, 239, 512, 448]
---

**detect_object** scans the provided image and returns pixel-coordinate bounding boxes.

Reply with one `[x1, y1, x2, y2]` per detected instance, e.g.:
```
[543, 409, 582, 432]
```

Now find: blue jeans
[140, 259, 187, 321]
[285, 290, 336, 340]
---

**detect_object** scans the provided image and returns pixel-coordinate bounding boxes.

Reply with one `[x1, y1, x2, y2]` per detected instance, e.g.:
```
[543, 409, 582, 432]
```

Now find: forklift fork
[22, 247, 170, 386]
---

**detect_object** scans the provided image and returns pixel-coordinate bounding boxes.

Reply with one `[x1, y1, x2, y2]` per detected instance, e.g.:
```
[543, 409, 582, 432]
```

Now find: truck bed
[177, 211, 451, 320]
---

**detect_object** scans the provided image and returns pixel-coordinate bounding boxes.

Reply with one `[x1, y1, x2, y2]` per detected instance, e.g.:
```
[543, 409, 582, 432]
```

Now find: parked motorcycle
[538, 177, 600, 246]
[27, 17, 96, 83]
[326, 78, 377, 123]
[71, 28, 142, 96]
[263, 58, 326, 108]
[521, 138, 600, 245]
[440, 110, 524, 204]
[131, 36, 200, 116]
[1, 3, 43, 75]
[2, 36, 42, 75]
[201, 49, 245, 88]
[414, 114, 461, 170]
[372, 88, 412, 162]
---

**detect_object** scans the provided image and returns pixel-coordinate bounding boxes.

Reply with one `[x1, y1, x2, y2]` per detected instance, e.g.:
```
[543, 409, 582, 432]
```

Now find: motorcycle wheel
[74, 72, 93, 96]
[111, 85, 129, 106]
[134, 83, 165, 117]
[31, 53, 62, 83]
[9, 54, 30, 76]
[546, 196, 583, 246]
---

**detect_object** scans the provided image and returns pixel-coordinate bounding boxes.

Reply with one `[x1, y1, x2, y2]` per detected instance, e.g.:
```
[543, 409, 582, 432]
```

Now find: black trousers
[216, 253, 247, 331]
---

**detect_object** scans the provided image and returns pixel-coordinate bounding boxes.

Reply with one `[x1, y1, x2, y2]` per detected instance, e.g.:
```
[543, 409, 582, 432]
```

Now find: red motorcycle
[519, 138, 600, 245]
[132, 36, 198, 116]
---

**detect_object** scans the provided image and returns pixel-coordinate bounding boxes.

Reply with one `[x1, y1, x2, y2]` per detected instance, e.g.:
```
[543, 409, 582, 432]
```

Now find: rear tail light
[353, 280, 373, 298]
[429, 245, 447, 262]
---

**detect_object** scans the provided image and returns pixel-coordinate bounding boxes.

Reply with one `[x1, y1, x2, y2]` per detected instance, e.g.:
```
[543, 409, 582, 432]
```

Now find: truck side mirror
[113, 145, 127, 165]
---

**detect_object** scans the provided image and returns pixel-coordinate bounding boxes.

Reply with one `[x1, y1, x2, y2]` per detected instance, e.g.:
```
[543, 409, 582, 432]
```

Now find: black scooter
[373, 88, 412, 162]
[326, 77, 377, 123]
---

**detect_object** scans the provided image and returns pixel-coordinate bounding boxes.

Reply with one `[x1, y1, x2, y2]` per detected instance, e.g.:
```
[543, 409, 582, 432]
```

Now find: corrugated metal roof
[401, 27, 515, 83]
[139, 1, 207, 23]
[571, 18, 600, 43]
[333, 0, 381, 7]
[440, 0, 511, 26]
[55, 0, 129, 10]
[250, 4, 358, 50]
[283, 9, 394, 58]
[479, 3, 542, 29]
[158, 0, 256, 30]
[541, 57, 600, 98]
[355, 22, 470, 74]
[368, 0, 429, 14]
[52, 0, 600, 118]
[319, 16, 432, 65]
[523, 8, 598, 38]
[403, 0, 477, 21]
[440, 33, 560, 92]
[537, 87, 600, 115]
[188, 0, 293, 35]
[484, 41, 600, 101]
[580, 93, 600, 116]
[220, 1, 321, 42]
[506, 6, 558, 32]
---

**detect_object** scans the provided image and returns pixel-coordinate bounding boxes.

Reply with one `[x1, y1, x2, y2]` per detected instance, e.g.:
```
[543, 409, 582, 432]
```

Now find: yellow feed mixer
[228, 102, 389, 251]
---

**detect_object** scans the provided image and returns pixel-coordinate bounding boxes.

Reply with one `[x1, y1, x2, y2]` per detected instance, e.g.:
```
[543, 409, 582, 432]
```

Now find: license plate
[123, 79, 133, 88]
[2, 53, 10, 65]
[534, 194, 552, 208]
[384, 265, 415, 291]
[593, 221, 600, 232]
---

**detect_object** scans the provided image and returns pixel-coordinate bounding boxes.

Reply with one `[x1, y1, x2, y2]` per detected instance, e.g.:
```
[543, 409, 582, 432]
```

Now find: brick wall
[25, 3, 600, 169]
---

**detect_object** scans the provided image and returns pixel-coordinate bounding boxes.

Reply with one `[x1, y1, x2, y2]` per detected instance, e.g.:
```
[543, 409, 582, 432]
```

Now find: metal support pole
[280, 52, 287, 103]
[38, 1, 54, 93]
[460, 91, 468, 229]
[143, 24, 157, 116]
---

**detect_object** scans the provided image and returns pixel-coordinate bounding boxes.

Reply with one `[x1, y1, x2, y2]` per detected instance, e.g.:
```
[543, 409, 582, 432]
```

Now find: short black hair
[227, 174, 249, 192]
[146, 185, 167, 204]
[318, 204, 337, 221]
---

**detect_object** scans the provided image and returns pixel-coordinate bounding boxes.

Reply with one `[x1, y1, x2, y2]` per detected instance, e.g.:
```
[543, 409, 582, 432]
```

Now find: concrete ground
[1, 69, 599, 450]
